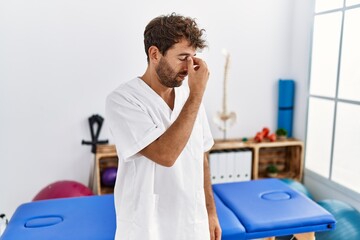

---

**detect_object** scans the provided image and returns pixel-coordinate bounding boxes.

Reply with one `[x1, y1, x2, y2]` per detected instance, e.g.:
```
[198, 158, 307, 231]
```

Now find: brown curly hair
[144, 13, 207, 63]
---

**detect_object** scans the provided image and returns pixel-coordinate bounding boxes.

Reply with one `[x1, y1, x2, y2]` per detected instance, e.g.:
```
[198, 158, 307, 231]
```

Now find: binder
[217, 151, 228, 183]
[225, 151, 236, 182]
[210, 149, 252, 184]
[209, 151, 220, 184]
[241, 151, 252, 181]
[233, 150, 243, 182]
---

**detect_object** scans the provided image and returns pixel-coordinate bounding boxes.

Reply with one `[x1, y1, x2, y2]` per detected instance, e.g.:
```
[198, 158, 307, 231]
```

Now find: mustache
[177, 71, 188, 76]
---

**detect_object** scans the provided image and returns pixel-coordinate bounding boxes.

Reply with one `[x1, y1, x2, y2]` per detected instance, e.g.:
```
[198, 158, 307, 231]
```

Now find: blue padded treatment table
[2, 179, 335, 239]
[1, 194, 116, 240]
[213, 192, 246, 240]
[213, 179, 336, 239]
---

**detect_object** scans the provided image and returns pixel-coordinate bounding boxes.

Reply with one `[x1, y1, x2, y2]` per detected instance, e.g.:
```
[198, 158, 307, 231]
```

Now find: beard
[156, 57, 187, 88]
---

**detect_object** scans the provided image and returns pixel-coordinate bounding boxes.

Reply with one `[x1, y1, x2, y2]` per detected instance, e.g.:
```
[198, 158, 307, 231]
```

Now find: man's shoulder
[113, 78, 140, 92]
[107, 78, 140, 99]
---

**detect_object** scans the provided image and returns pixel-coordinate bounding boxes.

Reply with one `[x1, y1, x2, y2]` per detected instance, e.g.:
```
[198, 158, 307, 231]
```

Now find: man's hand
[204, 153, 221, 239]
[209, 214, 222, 240]
[187, 56, 209, 99]
[138, 57, 209, 167]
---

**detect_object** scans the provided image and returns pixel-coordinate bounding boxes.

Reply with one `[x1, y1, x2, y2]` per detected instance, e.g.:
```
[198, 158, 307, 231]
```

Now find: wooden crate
[95, 144, 118, 195]
[257, 145, 303, 179]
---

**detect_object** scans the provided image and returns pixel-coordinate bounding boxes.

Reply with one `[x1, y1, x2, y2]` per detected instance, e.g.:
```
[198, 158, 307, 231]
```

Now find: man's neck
[141, 70, 175, 110]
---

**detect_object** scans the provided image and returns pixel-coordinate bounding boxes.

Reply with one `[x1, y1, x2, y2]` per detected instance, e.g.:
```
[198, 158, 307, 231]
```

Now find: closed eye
[178, 56, 188, 61]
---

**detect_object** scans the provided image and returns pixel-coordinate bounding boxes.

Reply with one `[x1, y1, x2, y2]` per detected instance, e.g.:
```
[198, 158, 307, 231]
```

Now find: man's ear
[148, 46, 161, 64]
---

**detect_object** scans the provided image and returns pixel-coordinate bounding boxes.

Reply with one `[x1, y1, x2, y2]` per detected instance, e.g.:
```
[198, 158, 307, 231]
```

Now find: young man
[106, 13, 221, 240]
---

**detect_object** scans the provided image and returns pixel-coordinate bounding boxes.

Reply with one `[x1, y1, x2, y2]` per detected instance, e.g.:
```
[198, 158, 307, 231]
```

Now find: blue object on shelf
[278, 109, 293, 138]
[278, 80, 295, 108]
[278, 79, 295, 137]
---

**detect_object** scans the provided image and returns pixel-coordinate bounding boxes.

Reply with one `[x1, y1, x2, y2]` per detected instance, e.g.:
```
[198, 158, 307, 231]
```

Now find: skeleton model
[214, 49, 236, 139]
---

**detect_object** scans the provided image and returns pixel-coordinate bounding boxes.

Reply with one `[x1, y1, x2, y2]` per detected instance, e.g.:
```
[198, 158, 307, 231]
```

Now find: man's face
[155, 39, 196, 88]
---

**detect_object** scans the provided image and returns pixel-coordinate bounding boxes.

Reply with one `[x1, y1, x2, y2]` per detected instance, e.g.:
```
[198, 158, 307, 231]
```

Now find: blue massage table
[1, 179, 335, 240]
[213, 179, 335, 239]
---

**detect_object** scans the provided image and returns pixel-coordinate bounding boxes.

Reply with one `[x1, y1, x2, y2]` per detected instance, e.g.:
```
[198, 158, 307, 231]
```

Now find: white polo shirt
[105, 78, 214, 240]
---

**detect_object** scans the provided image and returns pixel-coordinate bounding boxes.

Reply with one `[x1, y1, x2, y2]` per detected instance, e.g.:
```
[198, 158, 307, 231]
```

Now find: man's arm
[204, 153, 222, 240]
[140, 56, 209, 167]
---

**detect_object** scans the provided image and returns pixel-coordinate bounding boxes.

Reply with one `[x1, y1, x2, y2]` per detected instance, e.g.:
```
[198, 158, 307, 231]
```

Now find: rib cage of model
[213, 49, 237, 140]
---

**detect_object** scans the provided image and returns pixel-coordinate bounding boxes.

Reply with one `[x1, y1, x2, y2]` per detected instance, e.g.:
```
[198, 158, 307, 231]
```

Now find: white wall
[290, 0, 315, 141]
[0, 0, 308, 217]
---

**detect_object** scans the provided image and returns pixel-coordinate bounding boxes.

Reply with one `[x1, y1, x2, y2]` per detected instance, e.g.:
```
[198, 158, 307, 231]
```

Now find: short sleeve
[105, 91, 164, 161]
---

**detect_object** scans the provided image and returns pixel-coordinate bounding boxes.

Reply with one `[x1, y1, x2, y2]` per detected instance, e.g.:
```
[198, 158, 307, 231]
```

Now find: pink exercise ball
[33, 180, 94, 201]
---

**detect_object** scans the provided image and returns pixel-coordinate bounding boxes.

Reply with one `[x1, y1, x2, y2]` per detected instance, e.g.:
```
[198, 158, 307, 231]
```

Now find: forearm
[204, 153, 217, 216]
[140, 94, 202, 167]
[140, 56, 209, 167]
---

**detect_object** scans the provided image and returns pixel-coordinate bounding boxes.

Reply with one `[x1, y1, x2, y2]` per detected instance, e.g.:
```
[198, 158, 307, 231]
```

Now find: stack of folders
[209, 149, 252, 184]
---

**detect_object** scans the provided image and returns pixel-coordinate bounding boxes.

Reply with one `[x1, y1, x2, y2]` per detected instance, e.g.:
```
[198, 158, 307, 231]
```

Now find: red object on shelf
[262, 127, 270, 138]
[268, 133, 277, 142]
[254, 127, 271, 142]
[254, 132, 263, 142]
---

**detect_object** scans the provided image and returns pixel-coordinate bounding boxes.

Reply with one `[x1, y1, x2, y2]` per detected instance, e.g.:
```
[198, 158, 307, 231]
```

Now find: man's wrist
[207, 210, 218, 218]
[188, 92, 203, 105]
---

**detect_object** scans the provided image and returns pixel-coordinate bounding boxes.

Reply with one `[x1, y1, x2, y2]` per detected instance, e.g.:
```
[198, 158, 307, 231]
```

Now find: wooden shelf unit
[212, 138, 304, 181]
[93, 139, 304, 194]
[94, 144, 118, 195]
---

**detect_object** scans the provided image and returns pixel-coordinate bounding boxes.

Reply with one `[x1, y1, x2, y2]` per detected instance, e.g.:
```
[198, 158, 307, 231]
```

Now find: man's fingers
[216, 227, 222, 240]
[191, 56, 201, 65]
[194, 57, 206, 69]
[188, 56, 206, 71]
[187, 56, 194, 72]
[210, 229, 215, 240]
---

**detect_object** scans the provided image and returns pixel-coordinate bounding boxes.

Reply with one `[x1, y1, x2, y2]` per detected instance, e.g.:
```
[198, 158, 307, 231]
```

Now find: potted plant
[266, 164, 278, 178]
[276, 128, 288, 140]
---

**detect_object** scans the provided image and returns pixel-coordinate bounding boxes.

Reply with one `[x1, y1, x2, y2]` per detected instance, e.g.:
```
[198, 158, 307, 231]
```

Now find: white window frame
[305, 1, 360, 200]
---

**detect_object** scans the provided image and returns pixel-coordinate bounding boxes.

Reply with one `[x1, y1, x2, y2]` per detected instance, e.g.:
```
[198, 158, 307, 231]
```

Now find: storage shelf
[212, 138, 304, 181]
[94, 144, 118, 195]
[93, 138, 304, 195]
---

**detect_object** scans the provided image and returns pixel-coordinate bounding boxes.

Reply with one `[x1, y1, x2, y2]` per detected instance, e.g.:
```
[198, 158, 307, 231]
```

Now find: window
[346, 0, 360, 7]
[315, 0, 343, 13]
[306, 1, 360, 193]
[309, 12, 342, 98]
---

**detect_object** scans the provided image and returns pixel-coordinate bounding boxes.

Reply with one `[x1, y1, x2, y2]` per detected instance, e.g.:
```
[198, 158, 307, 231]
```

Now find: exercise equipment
[82, 114, 109, 191]
[278, 79, 295, 137]
[82, 114, 108, 153]
[316, 199, 360, 240]
[2, 179, 335, 240]
[33, 180, 93, 201]
[254, 127, 277, 142]
[254, 127, 269, 142]
[280, 178, 314, 200]
[101, 167, 117, 187]
[0, 214, 8, 236]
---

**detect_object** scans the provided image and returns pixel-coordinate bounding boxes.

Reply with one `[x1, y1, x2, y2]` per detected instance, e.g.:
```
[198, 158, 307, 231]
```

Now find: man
[106, 13, 221, 240]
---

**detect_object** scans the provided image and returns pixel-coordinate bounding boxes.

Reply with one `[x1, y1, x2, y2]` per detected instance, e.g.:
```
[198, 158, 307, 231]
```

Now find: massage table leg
[264, 231, 315, 240]
[294, 232, 315, 240]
